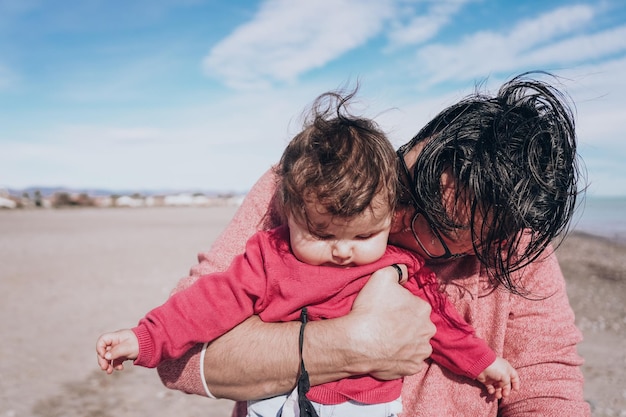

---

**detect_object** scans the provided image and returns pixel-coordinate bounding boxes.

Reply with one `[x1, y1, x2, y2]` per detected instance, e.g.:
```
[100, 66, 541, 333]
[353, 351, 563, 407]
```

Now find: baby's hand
[476, 357, 520, 399]
[96, 329, 139, 374]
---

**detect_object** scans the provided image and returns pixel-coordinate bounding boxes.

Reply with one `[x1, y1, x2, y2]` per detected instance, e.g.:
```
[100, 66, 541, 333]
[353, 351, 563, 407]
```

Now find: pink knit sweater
[157, 169, 591, 417]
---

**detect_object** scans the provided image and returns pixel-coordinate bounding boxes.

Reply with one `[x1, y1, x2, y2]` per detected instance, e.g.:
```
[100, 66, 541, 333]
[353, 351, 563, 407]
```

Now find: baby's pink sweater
[157, 169, 591, 417]
[137, 225, 494, 404]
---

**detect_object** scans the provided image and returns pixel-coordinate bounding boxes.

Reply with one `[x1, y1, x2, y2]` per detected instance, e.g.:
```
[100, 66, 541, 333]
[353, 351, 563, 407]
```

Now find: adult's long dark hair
[404, 71, 582, 295]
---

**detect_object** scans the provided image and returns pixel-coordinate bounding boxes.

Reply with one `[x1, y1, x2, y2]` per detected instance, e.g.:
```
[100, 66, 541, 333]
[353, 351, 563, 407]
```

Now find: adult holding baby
[157, 72, 590, 416]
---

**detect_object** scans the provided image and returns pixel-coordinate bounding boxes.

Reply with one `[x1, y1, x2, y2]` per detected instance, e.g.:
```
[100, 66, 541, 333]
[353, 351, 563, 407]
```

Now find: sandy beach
[1, 207, 624, 417]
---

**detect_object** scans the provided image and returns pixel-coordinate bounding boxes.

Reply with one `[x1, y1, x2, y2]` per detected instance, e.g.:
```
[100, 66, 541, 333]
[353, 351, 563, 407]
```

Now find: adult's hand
[340, 265, 435, 380]
[202, 265, 435, 400]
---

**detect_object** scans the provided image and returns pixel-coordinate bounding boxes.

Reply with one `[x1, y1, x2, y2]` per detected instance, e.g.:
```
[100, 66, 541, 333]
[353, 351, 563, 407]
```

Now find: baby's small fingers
[96, 339, 111, 357]
[511, 374, 521, 391]
[108, 356, 125, 371]
[493, 387, 503, 400]
[97, 356, 109, 371]
[100, 361, 114, 375]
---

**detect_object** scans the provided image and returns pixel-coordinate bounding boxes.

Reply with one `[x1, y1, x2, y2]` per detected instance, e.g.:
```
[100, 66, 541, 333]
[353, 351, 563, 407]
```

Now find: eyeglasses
[396, 147, 466, 260]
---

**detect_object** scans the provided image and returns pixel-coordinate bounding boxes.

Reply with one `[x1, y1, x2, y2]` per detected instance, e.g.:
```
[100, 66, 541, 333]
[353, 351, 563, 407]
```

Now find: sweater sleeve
[156, 168, 280, 396]
[133, 232, 271, 369]
[498, 248, 590, 416]
[406, 267, 497, 379]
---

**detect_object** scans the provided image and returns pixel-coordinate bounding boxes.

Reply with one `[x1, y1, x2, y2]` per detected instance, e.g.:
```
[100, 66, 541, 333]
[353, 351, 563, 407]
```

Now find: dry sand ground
[0, 207, 624, 417]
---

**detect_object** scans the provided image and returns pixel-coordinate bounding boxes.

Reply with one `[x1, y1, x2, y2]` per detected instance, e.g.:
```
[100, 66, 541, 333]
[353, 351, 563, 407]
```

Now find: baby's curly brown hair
[278, 88, 397, 229]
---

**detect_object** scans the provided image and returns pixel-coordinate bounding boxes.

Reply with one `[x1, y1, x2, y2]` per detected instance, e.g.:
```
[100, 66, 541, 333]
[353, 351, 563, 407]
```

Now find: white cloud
[382, 2, 626, 197]
[202, 0, 482, 88]
[203, 0, 394, 89]
[386, 0, 474, 47]
[509, 4, 594, 47]
[523, 26, 626, 67]
[412, 5, 601, 86]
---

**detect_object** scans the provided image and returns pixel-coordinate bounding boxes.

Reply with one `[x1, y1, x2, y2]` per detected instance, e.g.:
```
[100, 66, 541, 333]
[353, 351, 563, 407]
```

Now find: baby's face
[287, 196, 392, 268]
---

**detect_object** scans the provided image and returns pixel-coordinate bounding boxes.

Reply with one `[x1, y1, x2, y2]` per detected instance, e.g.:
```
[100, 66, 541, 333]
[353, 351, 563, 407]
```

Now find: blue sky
[1, 0, 625, 196]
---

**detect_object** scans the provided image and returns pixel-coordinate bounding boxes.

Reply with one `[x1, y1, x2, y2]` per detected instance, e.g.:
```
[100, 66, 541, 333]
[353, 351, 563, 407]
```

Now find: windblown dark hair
[278, 88, 397, 228]
[402, 71, 582, 295]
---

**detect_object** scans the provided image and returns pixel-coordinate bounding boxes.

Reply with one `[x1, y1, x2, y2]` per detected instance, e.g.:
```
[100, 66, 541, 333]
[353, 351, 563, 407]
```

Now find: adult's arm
[157, 168, 436, 400]
[499, 249, 590, 416]
[203, 266, 435, 400]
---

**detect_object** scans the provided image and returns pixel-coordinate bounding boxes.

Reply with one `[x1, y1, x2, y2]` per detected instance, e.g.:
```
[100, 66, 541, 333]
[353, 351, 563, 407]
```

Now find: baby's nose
[333, 240, 352, 258]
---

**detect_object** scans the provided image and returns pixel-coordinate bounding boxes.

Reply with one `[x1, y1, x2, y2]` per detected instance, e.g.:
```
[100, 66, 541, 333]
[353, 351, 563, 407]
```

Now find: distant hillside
[6, 186, 246, 198]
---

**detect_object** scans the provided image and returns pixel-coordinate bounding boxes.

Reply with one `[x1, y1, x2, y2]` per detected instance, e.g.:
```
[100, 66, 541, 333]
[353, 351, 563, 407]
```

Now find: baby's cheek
[361, 242, 389, 264]
[292, 241, 328, 265]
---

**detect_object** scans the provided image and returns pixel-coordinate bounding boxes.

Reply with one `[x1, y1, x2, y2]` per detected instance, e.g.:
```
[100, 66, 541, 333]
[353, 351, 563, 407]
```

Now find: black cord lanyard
[297, 308, 319, 417]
